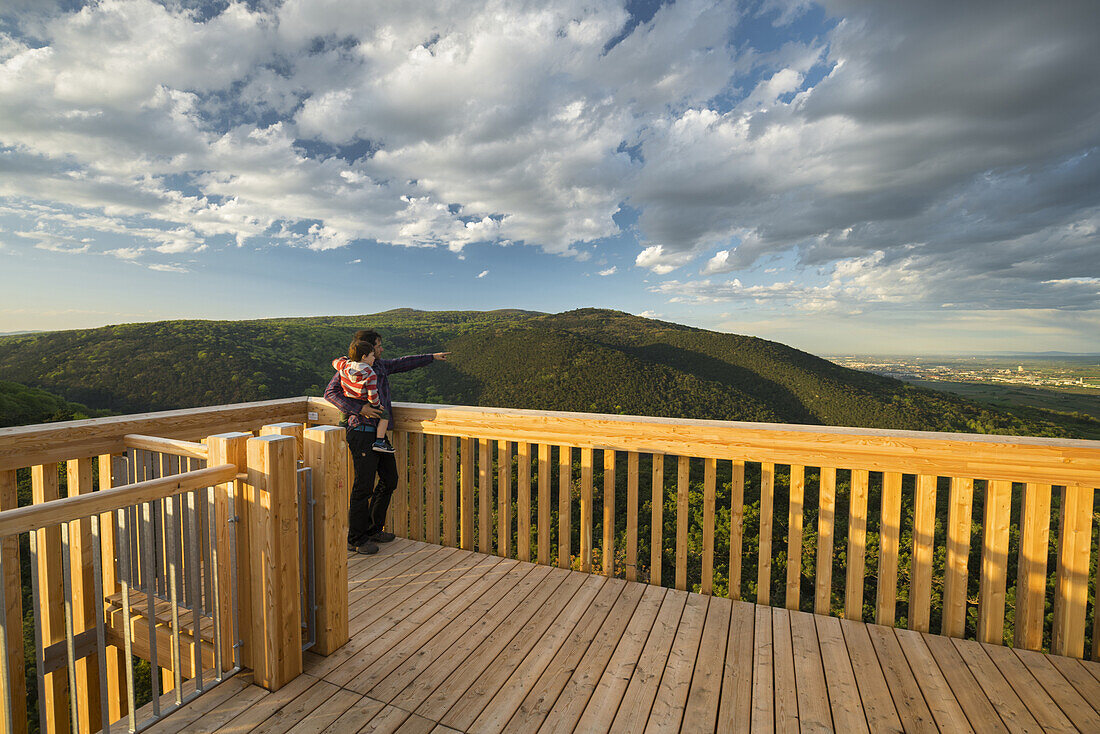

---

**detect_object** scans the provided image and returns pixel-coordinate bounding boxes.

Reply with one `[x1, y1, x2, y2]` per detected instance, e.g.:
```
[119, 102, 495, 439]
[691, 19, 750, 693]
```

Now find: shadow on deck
[146, 538, 1100, 733]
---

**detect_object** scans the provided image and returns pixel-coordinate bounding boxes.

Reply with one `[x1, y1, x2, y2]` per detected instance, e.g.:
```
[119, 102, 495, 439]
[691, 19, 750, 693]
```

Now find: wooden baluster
[941, 477, 973, 638]
[426, 435, 441, 545]
[978, 479, 1012, 645]
[876, 471, 902, 626]
[758, 462, 774, 605]
[460, 437, 474, 551]
[603, 450, 616, 577]
[580, 448, 593, 573]
[814, 467, 836, 615]
[442, 437, 457, 547]
[909, 474, 937, 632]
[98, 454, 128, 722]
[1015, 482, 1051, 651]
[845, 469, 869, 621]
[625, 452, 639, 582]
[0, 469, 26, 734]
[651, 454, 664, 586]
[393, 431, 408, 538]
[538, 444, 551, 565]
[786, 464, 805, 610]
[517, 443, 531, 562]
[702, 458, 716, 596]
[31, 464, 68, 733]
[558, 446, 572, 568]
[497, 440, 511, 558]
[729, 459, 745, 601]
[479, 439, 492, 554]
[408, 433, 424, 542]
[1052, 484, 1095, 658]
[66, 457, 102, 731]
[675, 456, 690, 591]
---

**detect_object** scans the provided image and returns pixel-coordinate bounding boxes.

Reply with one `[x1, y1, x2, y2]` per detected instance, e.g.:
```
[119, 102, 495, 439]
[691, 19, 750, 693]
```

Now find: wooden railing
[307, 398, 1100, 662]
[1, 396, 1097, 731]
[0, 399, 349, 733]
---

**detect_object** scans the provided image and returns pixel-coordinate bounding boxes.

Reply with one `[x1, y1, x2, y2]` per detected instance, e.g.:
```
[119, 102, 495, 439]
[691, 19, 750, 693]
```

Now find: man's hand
[359, 405, 383, 418]
[433, 352, 451, 361]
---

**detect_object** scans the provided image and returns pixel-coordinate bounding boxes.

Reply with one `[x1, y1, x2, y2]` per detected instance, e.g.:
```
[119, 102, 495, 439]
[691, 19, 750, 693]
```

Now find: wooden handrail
[0, 464, 236, 537]
[123, 434, 208, 460]
[0, 397, 309, 471]
[308, 398, 1100, 487]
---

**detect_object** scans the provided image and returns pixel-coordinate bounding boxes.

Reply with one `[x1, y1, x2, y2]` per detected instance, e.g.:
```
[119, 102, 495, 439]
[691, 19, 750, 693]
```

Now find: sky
[1, 0, 1098, 355]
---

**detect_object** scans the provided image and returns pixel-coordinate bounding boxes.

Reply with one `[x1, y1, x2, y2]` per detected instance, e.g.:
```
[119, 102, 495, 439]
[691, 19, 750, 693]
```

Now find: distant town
[828, 355, 1100, 390]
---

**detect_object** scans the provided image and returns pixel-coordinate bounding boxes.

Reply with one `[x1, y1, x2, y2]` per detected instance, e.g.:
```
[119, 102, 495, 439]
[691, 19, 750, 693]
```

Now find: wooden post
[580, 448, 593, 573]
[97, 455, 127, 724]
[941, 477, 973, 638]
[978, 480, 1012, 645]
[758, 462, 774, 604]
[479, 440, 491, 554]
[558, 447, 571, 569]
[844, 469, 869, 621]
[259, 422, 304, 461]
[602, 450, 615, 577]
[702, 458, 716, 596]
[66, 457, 101, 731]
[497, 440, 510, 558]
[1015, 483, 1051, 651]
[909, 474, 937, 632]
[427, 436, 441, 545]
[460, 437, 474, 551]
[31, 464, 68, 733]
[408, 432, 424, 542]
[876, 472, 902, 626]
[244, 434, 303, 690]
[0, 470, 26, 734]
[303, 426, 350, 656]
[651, 454, 664, 587]
[814, 467, 836, 615]
[786, 464, 805, 610]
[625, 452, 639, 582]
[538, 444, 551, 565]
[1052, 484, 1095, 658]
[517, 443, 531, 562]
[442, 438, 457, 548]
[676, 456, 689, 592]
[206, 433, 249, 671]
[729, 459, 745, 601]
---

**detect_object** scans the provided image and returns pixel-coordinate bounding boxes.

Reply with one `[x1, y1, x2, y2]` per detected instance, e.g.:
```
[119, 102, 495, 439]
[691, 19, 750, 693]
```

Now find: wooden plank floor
[147, 538, 1100, 733]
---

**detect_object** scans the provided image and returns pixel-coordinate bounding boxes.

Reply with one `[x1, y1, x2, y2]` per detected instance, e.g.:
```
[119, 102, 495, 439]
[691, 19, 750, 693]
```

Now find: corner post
[245, 434, 302, 690]
[206, 432, 250, 672]
[303, 426, 349, 655]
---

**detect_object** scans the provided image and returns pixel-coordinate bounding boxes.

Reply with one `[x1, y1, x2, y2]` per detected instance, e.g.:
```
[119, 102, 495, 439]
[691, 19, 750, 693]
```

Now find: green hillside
[0, 380, 109, 427]
[0, 308, 1080, 437]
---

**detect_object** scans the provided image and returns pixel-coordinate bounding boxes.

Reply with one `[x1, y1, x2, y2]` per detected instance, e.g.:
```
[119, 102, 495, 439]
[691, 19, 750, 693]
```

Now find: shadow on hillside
[617, 342, 820, 424]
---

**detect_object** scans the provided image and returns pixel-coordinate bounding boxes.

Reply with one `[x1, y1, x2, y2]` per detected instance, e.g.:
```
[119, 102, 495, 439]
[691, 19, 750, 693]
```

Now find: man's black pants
[346, 429, 399, 543]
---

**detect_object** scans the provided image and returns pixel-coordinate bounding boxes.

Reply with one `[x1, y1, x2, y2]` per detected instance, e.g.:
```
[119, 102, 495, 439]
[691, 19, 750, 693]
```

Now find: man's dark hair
[355, 329, 382, 346]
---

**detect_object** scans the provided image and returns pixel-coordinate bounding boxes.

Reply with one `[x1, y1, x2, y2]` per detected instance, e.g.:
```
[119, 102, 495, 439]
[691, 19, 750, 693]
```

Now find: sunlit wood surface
[147, 538, 1100, 733]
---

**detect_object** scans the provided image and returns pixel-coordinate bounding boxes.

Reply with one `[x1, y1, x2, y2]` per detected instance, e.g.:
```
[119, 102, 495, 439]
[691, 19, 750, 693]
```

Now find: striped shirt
[332, 357, 380, 405]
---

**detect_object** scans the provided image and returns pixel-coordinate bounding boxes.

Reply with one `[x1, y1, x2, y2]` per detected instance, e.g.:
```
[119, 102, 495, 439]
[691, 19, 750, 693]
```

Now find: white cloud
[147, 263, 187, 273]
[598, 266, 617, 276]
[476, 270, 489, 278]
[105, 247, 143, 260]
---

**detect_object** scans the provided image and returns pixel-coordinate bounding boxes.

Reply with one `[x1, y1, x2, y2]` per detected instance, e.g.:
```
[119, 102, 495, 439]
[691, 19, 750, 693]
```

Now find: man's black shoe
[369, 531, 396, 543]
[356, 541, 380, 555]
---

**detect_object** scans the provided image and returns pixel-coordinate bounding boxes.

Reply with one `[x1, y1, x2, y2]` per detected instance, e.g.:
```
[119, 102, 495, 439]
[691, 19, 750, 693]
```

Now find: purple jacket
[324, 353, 434, 430]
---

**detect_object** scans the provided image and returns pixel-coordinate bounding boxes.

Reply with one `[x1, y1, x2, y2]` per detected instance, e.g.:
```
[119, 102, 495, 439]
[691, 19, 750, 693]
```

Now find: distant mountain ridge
[0, 308, 1082, 437]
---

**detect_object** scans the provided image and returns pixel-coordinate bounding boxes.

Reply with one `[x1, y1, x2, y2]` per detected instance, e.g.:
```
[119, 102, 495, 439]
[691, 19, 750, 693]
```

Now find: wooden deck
[147, 538, 1100, 733]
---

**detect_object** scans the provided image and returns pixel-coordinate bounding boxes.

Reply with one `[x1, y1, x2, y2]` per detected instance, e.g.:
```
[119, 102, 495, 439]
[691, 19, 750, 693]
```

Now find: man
[325, 329, 449, 554]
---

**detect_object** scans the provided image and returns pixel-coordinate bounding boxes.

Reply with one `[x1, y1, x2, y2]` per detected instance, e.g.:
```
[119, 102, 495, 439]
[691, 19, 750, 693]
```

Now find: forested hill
[0, 308, 1083, 436]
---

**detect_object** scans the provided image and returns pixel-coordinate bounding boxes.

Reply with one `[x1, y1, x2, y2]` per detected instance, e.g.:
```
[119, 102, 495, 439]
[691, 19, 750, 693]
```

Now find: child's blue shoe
[372, 437, 396, 454]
